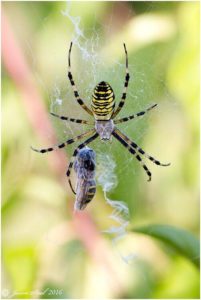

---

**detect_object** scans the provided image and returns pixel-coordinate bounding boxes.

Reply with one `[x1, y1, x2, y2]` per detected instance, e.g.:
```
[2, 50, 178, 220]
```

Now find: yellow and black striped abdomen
[91, 81, 115, 120]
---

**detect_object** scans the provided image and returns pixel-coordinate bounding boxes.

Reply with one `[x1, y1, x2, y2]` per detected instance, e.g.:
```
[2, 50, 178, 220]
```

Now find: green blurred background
[2, 1, 200, 299]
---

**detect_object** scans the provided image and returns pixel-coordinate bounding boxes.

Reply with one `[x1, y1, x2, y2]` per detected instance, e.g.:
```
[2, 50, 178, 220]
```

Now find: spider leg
[114, 128, 170, 166]
[66, 131, 99, 194]
[68, 42, 93, 116]
[114, 104, 157, 124]
[31, 129, 95, 154]
[50, 112, 94, 125]
[112, 43, 130, 118]
[112, 128, 152, 181]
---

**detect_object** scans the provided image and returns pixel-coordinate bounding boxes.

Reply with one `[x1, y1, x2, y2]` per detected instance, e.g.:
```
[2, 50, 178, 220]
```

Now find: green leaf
[131, 224, 200, 268]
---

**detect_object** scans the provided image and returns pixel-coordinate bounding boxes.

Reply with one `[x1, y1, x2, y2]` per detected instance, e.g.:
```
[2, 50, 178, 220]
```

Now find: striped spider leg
[31, 129, 95, 153]
[112, 43, 130, 119]
[112, 129, 152, 181]
[114, 103, 157, 124]
[31, 129, 98, 194]
[112, 128, 170, 181]
[68, 42, 93, 116]
[50, 112, 94, 125]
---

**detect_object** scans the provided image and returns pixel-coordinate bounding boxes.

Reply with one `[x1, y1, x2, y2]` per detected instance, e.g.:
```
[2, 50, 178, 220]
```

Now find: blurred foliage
[3, 246, 37, 299]
[133, 224, 200, 267]
[2, 1, 200, 299]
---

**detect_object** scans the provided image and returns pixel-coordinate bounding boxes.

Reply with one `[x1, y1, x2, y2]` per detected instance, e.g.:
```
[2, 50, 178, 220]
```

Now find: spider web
[26, 1, 174, 262]
[53, 3, 136, 260]
[48, 2, 173, 263]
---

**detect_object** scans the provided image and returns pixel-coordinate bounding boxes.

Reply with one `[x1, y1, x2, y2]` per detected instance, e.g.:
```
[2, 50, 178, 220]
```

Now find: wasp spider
[31, 42, 170, 194]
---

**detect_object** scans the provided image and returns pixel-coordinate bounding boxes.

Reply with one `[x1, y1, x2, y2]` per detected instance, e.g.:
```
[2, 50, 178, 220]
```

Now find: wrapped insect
[73, 147, 96, 211]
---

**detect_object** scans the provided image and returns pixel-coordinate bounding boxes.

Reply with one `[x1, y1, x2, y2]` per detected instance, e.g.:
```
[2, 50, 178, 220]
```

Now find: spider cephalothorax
[95, 120, 114, 141]
[31, 42, 170, 194]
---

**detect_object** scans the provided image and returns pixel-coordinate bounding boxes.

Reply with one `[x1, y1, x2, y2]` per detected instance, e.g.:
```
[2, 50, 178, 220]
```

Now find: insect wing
[74, 179, 96, 211]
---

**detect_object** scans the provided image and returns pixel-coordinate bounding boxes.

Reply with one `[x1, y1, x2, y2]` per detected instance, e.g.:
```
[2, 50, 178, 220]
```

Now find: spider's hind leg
[112, 129, 152, 181]
[31, 129, 95, 154]
[114, 128, 170, 167]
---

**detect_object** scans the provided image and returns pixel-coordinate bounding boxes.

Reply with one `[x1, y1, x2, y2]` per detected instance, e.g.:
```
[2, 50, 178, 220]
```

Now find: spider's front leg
[112, 43, 130, 118]
[68, 42, 93, 116]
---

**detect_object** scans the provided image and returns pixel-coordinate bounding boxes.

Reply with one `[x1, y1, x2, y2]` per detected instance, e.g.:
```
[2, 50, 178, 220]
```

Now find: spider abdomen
[91, 81, 115, 120]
